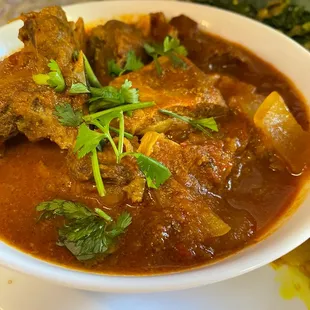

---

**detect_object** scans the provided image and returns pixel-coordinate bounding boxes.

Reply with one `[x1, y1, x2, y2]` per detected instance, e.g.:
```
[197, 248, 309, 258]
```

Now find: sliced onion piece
[254, 91, 310, 174]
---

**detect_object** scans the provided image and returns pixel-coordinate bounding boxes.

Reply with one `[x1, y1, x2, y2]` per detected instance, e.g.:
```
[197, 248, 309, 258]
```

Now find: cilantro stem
[83, 101, 155, 123]
[95, 208, 112, 222]
[110, 126, 133, 140]
[159, 109, 191, 123]
[89, 100, 122, 113]
[91, 149, 105, 197]
[154, 55, 162, 75]
[83, 53, 102, 88]
[92, 119, 120, 160]
[117, 112, 125, 163]
[159, 109, 216, 136]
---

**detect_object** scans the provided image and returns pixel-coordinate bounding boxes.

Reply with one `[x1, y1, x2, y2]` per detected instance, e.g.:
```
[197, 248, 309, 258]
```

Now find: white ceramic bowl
[0, 0, 309, 293]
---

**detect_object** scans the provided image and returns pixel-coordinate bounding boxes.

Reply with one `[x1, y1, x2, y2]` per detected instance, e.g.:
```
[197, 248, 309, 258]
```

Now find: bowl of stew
[0, 0, 309, 293]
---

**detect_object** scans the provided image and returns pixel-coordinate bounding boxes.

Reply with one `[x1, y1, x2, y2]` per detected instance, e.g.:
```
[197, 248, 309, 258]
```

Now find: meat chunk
[66, 151, 92, 181]
[0, 6, 86, 148]
[217, 75, 264, 120]
[110, 56, 227, 134]
[170, 15, 260, 74]
[131, 133, 231, 257]
[139, 131, 237, 193]
[87, 20, 148, 85]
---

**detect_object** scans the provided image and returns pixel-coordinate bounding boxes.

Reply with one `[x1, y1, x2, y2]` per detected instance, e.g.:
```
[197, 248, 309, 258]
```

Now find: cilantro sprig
[159, 109, 218, 135]
[53, 53, 169, 197]
[33, 59, 66, 92]
[108, 50, 144, 76]
[36, 199, 131, 261]
[144, 36, 188, 75]
[70, 79, 140, 112]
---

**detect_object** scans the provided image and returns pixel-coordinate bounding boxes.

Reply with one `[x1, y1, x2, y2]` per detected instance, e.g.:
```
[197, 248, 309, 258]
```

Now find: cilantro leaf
[69, 83, 90, 94]
[53, 103, 83, 127]
[108, 60, 123, 76]
[163, 36, 188, 56]
[73, 122, 106, 196]
[120, 79, 139, 103]
[193, 117, 218, 132]
[36, 199, 93, 221]
[89, 86, 125, 104]
[74, 123, 106, 158]
[159, 109, 218, 135]
[144, 36, 188, 75]
[33, 59, 65, 92]
[122, 152, 171, 189]
[164, 36, 180, 53]
[123, 50, 144, 72]
[36, 200, 131, 261]
[108, 51, 144, 77]
[105, 211, 132, 238]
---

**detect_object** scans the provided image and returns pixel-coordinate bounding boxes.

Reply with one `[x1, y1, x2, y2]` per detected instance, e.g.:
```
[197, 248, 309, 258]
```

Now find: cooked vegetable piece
[33, 59, 66, 92]
[254, 91, 310, 174]
[36, 199, 131, 261]
[137, 131, 163, 156]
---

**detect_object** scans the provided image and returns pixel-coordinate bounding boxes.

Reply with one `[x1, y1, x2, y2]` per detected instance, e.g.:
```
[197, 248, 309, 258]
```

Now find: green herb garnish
[109, 126, 133, 139]
[53, 103, 83, 127]
[159, 109, 218, 135]
[36, 199, 131, 261]
[144, 36, 188, 75]
[84, 101, 155, 123]
[69, 83, 90, 94]
[33, 59, 66, 92]
[74, 123, 106, 159]
[91, 148, 105, 196]
[70, 79, 139, 112]
[83, 53, 102, 88]
[121, 152, 171, 189]
[108, 50, 144, 76]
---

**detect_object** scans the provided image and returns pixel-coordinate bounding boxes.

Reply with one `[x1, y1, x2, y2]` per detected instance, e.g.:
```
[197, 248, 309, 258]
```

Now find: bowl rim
[0, 0, 309, 293]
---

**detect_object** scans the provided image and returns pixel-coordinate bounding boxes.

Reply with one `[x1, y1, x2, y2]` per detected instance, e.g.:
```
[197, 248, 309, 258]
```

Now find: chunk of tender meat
[148, 12, 177, 41]
[130, 164, 230, 260]
[110, 56, 227, 134]
[87, 20, 148, 85]
[66, 152, 92, 181]
[170, 15, 260, 74]
[217, 75, 264, 120]
[0, 6, 87, 148]
[140, 132, 238, 193]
